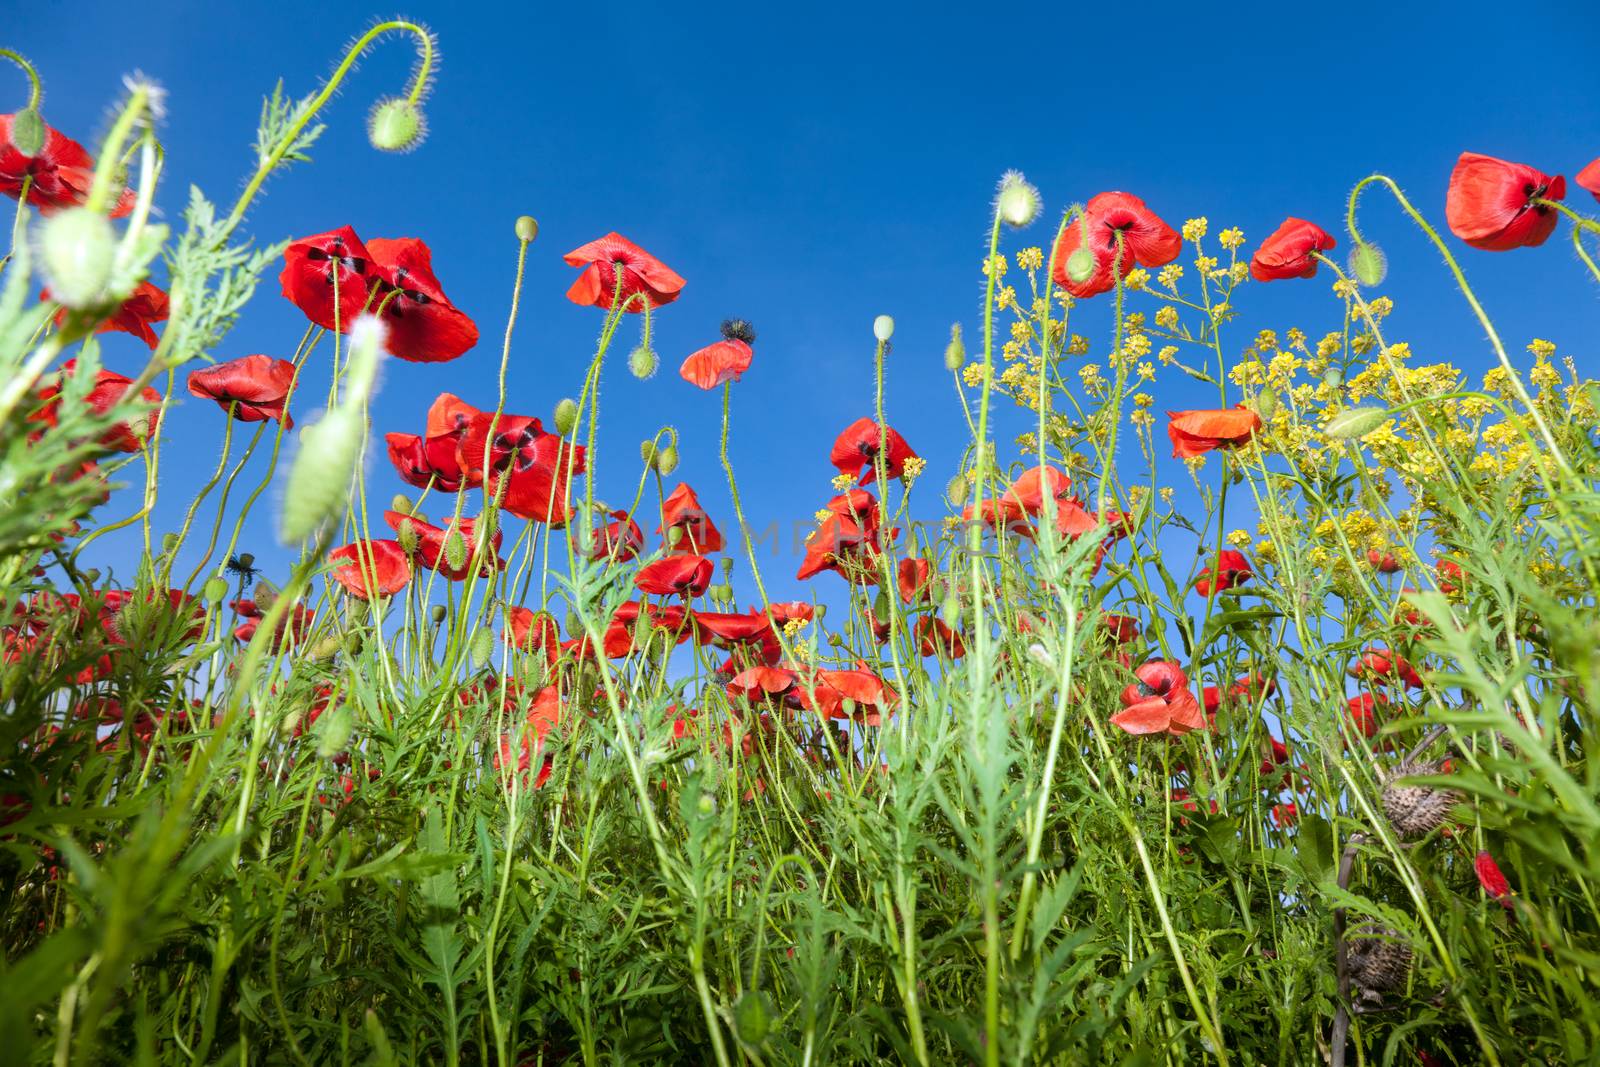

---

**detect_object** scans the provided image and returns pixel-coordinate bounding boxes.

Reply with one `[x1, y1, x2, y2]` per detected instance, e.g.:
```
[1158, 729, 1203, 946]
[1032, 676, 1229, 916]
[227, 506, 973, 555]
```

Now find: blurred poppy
[33, 359, 162, 453]
[636, 554, 714, 598]
[1195, 549, 1251, 597]
[1167, 407, 1261, 458]
[1050, 191, 1181, 298]
[366, 237, 479, 362]
[0, 113, 135, 216]
[504, 606, 561, 665]
[808, 664, 898, 724]
[659, 483, 724, 554]
[1474, 850, 1513, 905]
[1250, 218, 1336, 281]
[590, 508, 644, 562]
[1445, 152, 1564, 251]
[328, 539, 412, 599]
[1436, 559, 1464, 594]
[1367, 549, 1401, 574]
[563, 232, 685, 312]
[915, 616, 966, 659]
[1578, 158, 1600, 203]
[279, 226, 379, 331]
[1347, 692, 1385, 738]
[1349, 647, 1424, 689]
[44, 281, 168, 348]
[679, 320, 755, 389]
[829, 417, 918, 486]
[187, 354, 298, 426]
[897, 557, 932, 604]
[1112, 660, 1204, 736]
[1270, 802, 1299, 827]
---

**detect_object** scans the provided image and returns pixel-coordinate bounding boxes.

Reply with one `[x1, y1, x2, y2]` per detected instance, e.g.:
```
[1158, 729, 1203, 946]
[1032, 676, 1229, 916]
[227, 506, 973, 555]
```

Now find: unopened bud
[1065, 247, 1096, 285]
[554, 397, 579, 435]
[389, 494, 413, 515]
[9, 107, 45, 156]
[367, 97, 425, 152]
[734, 991, 771, 1046]
[873, 315, 895, 342]
[666, 525, 684, 547]
[944, 323, 966, 372]
[202, 576, 229, 603]
[396, 519, 420, 556]
[1349, 242, 1387, 288]
[996, 170, 1042, 229]
[469, 627, 495, 669]
[946, 474, 968, 506]
[443, 528, 468, 572]
[1324, 406, 1390, 441]
[39, 207, 116, 309]
[655, 445, 679, 476]
[1255, 387, 1277, 422]
[628, 344, 658, 380]
[281, 407, 362, 542]
[514, 215, 540, 243]
[430, 604, 448, 625]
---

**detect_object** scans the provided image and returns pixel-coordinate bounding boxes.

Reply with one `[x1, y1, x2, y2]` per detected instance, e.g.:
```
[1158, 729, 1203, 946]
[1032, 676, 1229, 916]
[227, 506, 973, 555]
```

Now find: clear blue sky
[12, 0, 1600, 605]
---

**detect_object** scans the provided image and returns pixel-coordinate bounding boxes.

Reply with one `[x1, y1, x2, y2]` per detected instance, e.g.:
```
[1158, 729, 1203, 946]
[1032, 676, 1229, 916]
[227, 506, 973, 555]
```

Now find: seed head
[720, 318, 757, 345]
[1381, 759, 1458, 840]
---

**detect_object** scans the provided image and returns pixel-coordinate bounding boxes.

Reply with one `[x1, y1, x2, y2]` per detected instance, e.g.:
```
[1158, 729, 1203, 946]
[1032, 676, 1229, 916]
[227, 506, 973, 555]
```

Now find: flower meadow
[5, 22, 1600, 1067]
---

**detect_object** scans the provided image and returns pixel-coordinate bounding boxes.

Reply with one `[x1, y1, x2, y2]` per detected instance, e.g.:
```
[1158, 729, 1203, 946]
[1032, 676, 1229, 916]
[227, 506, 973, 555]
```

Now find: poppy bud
[1065, 247, 1096, 285]
[9, 107, 45, 157]
[1324, 406, 1389, 441]
[813, 603, 827, 620]
[873, 315, 895, 342]
[469, 627, 494, 669]
[666, 525, 684, 547]
[430, 604, 448, 625]
[396, 519, 420, 556]
[389, 495, 413, 515]
[655, 445, 680, 476]
[443, 528, 467, 572]
[944, 323, 966, 372]
[80, 567, 102, 585]
[281, 407, 362, 542]
[628, 344, 658, 380]
[697, 792, 716, 816]
[310, 633, 344, 662]
[202, 576, 229, 603]
[631, 611, 652, 649]
[514, 215, 540, 243]
[996, 170, 1042, 229]
[554, 398, 579, 435]
[317, 703, 353, 758]
[1322, 366, 1343, 389]
[940, 593, 961, 627]
[1349, 242, 1387, 287]
[367, 97, 426, 153]
[253, 580, 278, 611]
[946, 474, 968, 505]
[39, 207, 115, 309]
[872, 590, 890, 621]
[1255, 387, 1277, 422]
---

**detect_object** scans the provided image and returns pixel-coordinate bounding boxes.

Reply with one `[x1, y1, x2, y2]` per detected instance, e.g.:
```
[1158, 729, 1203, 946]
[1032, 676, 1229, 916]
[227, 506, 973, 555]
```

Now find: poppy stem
[0, 49, 42, 111]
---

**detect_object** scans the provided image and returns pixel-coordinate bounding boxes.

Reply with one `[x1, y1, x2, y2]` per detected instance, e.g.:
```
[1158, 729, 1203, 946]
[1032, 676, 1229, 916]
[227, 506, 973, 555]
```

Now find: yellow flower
[830, 472, 857, 491]
[1226, 529, 1251, 547]
[1158, 264, 1184, 290]
[996, 285, 1017, 310]
[1125, 268, 1150, 290]
[1527, 338, 1556, 359]
[1016, 246, 1044, 271]
[901, 456, 926, 482]
[1316, 332, 1342, 359]
[983, 254, 1008, 278]
[1182, 217, 1208, 242]
[1155, 305, 1180, 330]
[1218, 227, 1245, 250]
[1137, 362, 1156, 382]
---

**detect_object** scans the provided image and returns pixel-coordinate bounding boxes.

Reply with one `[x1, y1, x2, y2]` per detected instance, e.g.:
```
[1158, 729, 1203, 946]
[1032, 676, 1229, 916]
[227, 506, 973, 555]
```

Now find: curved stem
[0, 49, 42, 110]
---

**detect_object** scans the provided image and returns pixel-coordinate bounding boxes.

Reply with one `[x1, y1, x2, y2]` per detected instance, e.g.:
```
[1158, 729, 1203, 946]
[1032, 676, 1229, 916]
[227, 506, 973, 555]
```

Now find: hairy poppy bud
[443, 528, 467, 572]
[202, 576, 229, 604]
[253, 580, 278, 611]
[430, 604, 448, 625]
[9, 107, 45, 157]
[317, 702, 353, 758]
[514, 215, 540, 243]
[655, 445, 680, 476]
[389, 495, 413, 515]
[996, 170, 1042, 229]
[1255, 387, 1278, 422]
[367, 97, 426, 152]
[39, 207, 115, 309]
[946, 474, 968, 505]
[873, 315, 895, 342]
[554, 397, 578, 435]
[631, 611, 652, 649]
[1324, 406, 1389, 441]
[944, 323, 966, 372]
[469, 626, 494, 669]
[395, 519, 420, 556]
[940, 593, 962, 627]
[1322, 366, 1343, 390]
[281, 407, 362, 542]
[734, 991, 771, 1046]
[628, 344, 658, 380]
[639, 440, 659, 466]
[1065, 247, 1096, 285]
[1349, 242, 1387, 288]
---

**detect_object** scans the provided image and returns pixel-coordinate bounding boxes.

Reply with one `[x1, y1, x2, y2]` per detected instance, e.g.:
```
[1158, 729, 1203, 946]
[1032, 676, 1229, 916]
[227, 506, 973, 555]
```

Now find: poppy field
[7, 20, 1600, 1066]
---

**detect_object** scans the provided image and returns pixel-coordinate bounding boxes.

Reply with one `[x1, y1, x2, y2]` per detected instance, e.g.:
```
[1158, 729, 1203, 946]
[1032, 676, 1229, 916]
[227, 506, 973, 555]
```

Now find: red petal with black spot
[1445, 152, 1564, 251]
[0, 113, 135, 216]
[563, 232, 686, 312]
[279, 226, 380, 331]
[367, 237, 479, 363]
[187, 354, 298, 426]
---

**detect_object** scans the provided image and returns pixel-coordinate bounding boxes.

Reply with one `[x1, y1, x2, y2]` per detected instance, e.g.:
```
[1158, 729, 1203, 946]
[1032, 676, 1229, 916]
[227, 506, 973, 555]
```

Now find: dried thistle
[1380, 758, 1458, 840]
[1346, 922, 1413, 1011]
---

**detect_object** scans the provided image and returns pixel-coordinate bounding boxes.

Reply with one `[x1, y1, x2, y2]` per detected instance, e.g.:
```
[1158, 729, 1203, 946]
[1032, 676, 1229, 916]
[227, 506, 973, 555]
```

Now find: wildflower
[659, 484, 725, 554]
[590, 508, 644, 562]
[1111, 660, 1204, 737]
[187, 355, 298, 427]
[1347, 692, 1385, 738]
[1051, 192, 1182, 298]
[1349, 646, 1425, 689]
[1445, 152, 1564, 250]
[1578, 157, 1600, 203]
[1194, 549, 1251, 597]
[563, 232, 685, 311]
[383, 510, 500, 580]
[504, 606, 561, 665]
[44, 281, 169, 349]
[279, 227, 382, 332]
[915, 616, 966, 659]
[1367, 548, 1402, 573]
[456, 406, 587, 525]
[327, 540, 412, 599]
[1249, 218, 1336, 281]
[32, 359, 162, 453]
[689, 609, 772, 647]
[829, 417, 919, 486]
[798, 490, 895, 584]
[897, 557, 932, 604]
[679, 319, 756, 389]
[0, 113, 135, 215]
[1474, 850, 1513, 906]
[1166, 407, 1261, 458]
[1436, 559, 1464, 593]
[809, 664, 899, 724]
[367, 237, 480, 363]
[635, 554, 715, 598]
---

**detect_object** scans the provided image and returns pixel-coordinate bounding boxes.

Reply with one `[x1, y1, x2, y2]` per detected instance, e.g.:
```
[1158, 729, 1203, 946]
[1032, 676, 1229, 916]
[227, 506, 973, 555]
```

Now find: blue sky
[12, 0, 1600, 608]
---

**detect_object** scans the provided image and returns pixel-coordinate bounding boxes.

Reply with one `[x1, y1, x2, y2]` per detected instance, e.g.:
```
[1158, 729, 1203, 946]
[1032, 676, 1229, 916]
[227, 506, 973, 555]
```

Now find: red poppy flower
[726, 665, 802, 710]
[915, 616, 966, 659]
[456, 408, 585, 525]
[1166, 407, 1262, 458]
[384, 510, 501, 580]
[1101, 613, 1141, 644]
[659, 484, 724, 554]
[187, 354, 298, 427]
[328, 539, 412, 599]
[689, 609, 772, 647]
[44, 280, 168, 348]
[1112, 660, 1204, 737]
[1195, 549, 1251, 597]
[635, 554, 714, 598]
[679, 320, 756, 390]
[829, 416, 918, 486]
[1050, 192, 1182, 298]
[0, 113, 135, 216]
[563, 232, 685, 312]
[1578, 158, 1600, 204]
[1366, 549, 1402, 574]
[385, 392, 477, 491]
[504, 606, 561, 668]
[808, 664, 898, 724]
[1249, 218, 1337, 282]
[897, 557, 932, 604]
[33, 359, 162, 453]
[365, 237, 479, 363]
[1270, 802, 1299, 827]
[590, 508, 644, 562]
[279, 227, 380, 331]
[1445, 152, 1564, 251]
[1349, 647, 1424, 689]
[768, 601, 815, 626]
[1347, 692, 1385, 738]
[1474, 850, 1512, 904]
[1436, 559, 1465, 594]
[797, 490, 896, 584]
